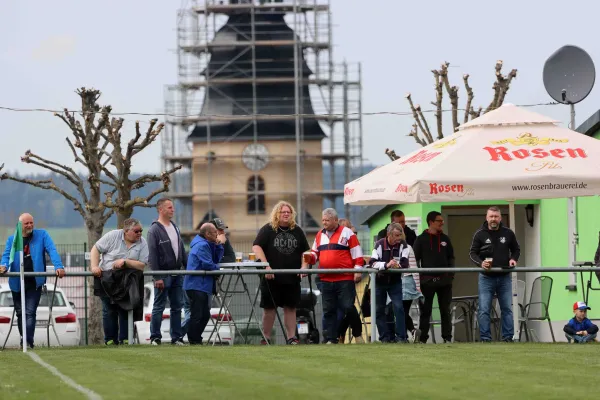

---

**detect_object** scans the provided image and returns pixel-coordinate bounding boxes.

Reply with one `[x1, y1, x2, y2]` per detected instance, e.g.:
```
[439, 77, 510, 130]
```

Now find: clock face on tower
[242, 143, 270, 171]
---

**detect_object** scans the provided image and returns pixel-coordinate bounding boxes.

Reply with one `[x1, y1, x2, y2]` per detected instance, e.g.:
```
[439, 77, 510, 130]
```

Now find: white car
[135, 283, 235, 345]
[0, 284, 81, 347]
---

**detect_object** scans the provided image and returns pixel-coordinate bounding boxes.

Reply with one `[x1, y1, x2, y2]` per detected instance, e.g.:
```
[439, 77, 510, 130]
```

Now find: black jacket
[94, 268, 144, 321]
[378, 224, 417, 247]
[221, 236, 236, 263]
[413, 229, 455, 282]
[147, 221, 187, 279]
[469, 221, 520, 275]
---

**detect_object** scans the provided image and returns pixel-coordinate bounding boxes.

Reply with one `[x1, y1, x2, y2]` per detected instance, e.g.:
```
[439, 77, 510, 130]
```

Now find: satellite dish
[543, 45, 595, 104]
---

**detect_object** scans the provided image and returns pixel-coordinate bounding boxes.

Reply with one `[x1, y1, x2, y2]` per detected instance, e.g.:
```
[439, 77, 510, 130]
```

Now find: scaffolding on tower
[162, 0, 363, 240]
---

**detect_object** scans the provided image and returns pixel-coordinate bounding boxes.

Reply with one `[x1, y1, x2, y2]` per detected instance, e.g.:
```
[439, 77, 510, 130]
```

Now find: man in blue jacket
[183, 223, 225, 345]
[146, 198, 187, 346]
[0, 213, 65, 349]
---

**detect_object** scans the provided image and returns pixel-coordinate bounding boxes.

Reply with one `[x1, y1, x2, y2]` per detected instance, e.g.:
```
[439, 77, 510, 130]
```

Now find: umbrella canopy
[344, 104, 600, 205]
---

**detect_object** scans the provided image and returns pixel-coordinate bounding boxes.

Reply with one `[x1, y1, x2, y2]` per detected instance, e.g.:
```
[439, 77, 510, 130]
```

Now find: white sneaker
[353, 336, 365, 344]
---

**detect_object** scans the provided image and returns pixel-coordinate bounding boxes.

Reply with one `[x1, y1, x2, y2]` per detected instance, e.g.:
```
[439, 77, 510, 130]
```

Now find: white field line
[27, 352, 103, 400]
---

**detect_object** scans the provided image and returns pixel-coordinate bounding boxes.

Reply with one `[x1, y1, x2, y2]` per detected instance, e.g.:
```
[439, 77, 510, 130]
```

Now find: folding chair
[520, 276, 555, 342]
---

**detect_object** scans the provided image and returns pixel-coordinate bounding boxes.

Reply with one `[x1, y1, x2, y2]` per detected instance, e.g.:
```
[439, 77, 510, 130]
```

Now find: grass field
[1, 343, 599, 399]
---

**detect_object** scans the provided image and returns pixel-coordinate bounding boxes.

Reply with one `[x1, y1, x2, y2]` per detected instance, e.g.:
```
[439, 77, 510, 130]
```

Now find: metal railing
[3, 265, 599, 349]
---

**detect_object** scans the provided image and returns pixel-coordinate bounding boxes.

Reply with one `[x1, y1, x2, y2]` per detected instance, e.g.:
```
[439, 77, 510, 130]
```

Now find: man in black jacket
[469, 206, 520, 342]
[147, 198, 187, 346]
[413, 211, 455, 343]
[377, 210, 417, 247]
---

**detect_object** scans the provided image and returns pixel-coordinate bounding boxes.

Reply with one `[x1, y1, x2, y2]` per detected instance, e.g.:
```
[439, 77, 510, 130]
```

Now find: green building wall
[365, 198, 600, 322]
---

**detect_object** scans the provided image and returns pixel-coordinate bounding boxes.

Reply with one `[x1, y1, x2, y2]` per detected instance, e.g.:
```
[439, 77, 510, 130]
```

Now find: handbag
[361, 285, 371, 318]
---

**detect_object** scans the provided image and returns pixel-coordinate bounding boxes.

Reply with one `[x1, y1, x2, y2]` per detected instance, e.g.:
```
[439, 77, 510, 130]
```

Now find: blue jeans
[478, 274, 513, 341]
[11, 287, 42, 347]
[566, 333, 597, 343]
[375, 282, 406, 342]
[321, 281, 356, 343]
[181, 290, 191, 338]
[101, 296, 128, 344]
[150, 275, 184, 342]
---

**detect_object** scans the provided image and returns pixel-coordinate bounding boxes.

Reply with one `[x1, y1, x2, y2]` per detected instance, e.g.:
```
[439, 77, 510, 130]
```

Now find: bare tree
[386, 61, 518, 161]
[0, 88, 181, 343]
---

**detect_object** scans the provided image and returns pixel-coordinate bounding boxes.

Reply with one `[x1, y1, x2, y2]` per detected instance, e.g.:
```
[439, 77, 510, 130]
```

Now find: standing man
[369, 223, 414, 343]
[307, 208, 364, 344]
[413, 211, 455, 344]
[90, 218, 148, 345]
[147, 198, 187, 346]
[377, 210, 417, 246]
[470, 206, 520, 342]
[181, 217, 235, 339]
[184, 223, 226, 345]
[0, 213, 65, 349]
[252, 201, 310, 345]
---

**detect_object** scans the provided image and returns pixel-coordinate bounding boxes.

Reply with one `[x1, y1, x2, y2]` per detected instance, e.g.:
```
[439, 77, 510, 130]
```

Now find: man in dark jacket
[413, 211, 455, 343]
[377, 210, 417, 247]
[184, 223, 225, 345]
[147, 198, 187, 346]
[90, 218, 148, 345]
[469, 206, 520, 342]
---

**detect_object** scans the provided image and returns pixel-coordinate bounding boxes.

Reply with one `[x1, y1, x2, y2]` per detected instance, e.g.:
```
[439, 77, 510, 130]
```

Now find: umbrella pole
[508, 201, 519, 341]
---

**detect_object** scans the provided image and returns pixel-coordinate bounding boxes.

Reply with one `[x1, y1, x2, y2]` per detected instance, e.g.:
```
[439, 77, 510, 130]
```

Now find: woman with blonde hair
[252, 201, 311, 345]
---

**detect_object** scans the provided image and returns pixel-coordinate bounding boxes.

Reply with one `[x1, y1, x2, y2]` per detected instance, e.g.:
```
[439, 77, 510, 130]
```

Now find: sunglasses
[131, 229, 143, 234]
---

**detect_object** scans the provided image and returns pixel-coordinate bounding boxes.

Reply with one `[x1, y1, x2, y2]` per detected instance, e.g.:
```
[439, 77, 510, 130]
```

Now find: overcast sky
[1, 0, 600, 174]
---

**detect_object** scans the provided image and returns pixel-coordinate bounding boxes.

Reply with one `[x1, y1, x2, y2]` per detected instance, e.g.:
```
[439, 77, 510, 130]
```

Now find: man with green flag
[0, 213, 65, 349]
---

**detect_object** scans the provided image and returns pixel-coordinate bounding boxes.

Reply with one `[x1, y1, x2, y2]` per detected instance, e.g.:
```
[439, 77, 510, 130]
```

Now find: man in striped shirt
[307, 208, 364, 344]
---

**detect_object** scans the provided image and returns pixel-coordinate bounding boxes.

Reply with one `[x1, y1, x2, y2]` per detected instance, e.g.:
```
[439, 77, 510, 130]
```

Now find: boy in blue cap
[563, 301, 598, 343]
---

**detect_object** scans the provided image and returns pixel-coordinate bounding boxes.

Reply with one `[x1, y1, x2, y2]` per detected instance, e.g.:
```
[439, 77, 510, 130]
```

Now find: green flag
[9, 221, 23, 266]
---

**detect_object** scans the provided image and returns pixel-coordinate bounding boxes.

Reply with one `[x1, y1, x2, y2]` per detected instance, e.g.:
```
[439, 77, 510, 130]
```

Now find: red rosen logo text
[395, 184, 409, 193]
[430, 183, 464, 195]
[483, 146, 587, 162]
[344, 188, 354, 196]
[400, 150, 442, 164]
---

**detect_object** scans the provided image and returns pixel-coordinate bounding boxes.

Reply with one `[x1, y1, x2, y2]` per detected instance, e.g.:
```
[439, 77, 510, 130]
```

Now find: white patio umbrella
[344, 103, 600, 340]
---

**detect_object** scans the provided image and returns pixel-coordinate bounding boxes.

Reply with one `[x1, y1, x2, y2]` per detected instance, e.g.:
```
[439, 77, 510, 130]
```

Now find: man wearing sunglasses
[90, 218, 148, 345]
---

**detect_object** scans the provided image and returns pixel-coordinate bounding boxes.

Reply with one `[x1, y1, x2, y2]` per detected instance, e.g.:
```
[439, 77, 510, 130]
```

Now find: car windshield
[0, 291, 66, 307]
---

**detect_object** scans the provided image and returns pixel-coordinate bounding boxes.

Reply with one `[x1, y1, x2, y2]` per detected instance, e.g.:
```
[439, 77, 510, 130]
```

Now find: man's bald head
[19, 213, 34, 237]
[199, 223, 218, 242]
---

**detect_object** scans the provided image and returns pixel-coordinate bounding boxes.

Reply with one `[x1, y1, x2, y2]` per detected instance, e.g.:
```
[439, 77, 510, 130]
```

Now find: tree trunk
[85, 215, 105, 344]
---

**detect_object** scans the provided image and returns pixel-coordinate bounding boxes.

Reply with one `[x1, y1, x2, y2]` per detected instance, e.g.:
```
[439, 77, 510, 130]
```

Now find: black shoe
[150, 338, 161, 346]
[502, 338, 514, 343]
[443, 339, 452, 344]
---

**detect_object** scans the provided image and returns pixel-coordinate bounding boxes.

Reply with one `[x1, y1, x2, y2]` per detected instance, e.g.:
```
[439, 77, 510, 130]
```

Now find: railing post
[83, 242, 88, 346]
[369, 272, 377, 343]
[128, 310, 134, 345]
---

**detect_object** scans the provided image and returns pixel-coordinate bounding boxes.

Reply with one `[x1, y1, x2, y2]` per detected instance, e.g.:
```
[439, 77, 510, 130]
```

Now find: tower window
[247, 175, 265, 215]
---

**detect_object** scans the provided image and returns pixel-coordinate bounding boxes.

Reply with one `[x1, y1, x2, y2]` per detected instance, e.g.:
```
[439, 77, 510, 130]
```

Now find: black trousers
[186, 290, 211, 345]
[403, 300, 415, 332]
[337, 307, 362, 338]
[418, 281, 453, 343]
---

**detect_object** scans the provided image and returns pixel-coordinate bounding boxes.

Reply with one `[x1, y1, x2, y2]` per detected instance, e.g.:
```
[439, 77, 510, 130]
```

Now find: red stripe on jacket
[311, 225, 364, 282]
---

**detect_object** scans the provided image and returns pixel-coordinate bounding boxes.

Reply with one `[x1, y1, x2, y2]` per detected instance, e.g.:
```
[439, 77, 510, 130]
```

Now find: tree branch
[0, 174, 86, 219]
[463, 74, 474, 123]
[122, 169, 178, 209]
[384, 148, 399, 161]
[131, 165, 182, 190]
[432, 69, 444, 139]
[405, 93, 433, 145]
[65, 137, 88, 167]
[497, 68, 518, 106]
[127, 119, 165, 159]
[439, 62, 459, 133]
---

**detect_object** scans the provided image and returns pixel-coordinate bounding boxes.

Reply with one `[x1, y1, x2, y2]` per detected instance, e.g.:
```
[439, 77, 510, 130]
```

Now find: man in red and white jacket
[306, 208, 364, 344]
